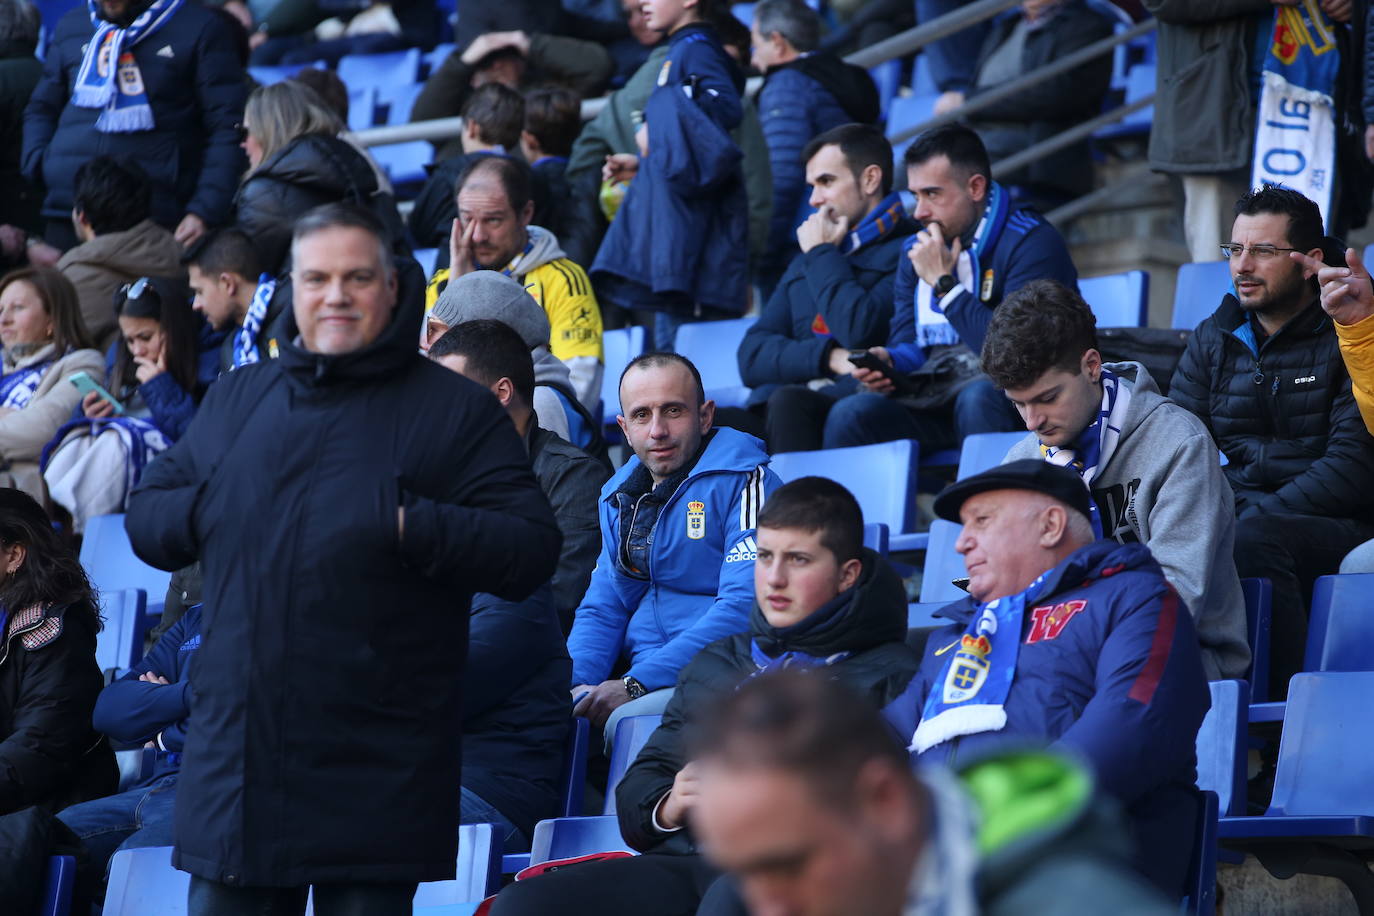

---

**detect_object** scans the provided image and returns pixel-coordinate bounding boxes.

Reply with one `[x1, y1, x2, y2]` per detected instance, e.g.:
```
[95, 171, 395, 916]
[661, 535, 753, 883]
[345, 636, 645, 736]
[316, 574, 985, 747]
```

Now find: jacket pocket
[1160, 46, 1253, 170]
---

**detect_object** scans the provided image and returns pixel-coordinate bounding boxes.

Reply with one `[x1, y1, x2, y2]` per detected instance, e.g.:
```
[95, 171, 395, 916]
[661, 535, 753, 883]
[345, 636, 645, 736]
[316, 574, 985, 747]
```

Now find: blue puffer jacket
[590, 23, 748, 314]
[568, 427, 781, 691]
[887, 207, 1077, 372]
[22, 4, 247, 228]
[901, 540, 1210, 896]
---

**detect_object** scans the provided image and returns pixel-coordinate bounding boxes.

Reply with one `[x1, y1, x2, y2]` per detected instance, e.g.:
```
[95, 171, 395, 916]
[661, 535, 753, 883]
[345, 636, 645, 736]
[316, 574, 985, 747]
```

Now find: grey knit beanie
[431, 270, 550, 349]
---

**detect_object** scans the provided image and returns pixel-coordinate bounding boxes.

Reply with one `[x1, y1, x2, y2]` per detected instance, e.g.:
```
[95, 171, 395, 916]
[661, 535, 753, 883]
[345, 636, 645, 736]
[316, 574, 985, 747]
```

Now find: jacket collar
[1216, 294, 1329, 356]
[275, 288, 424, 389]
[3, 341, 58, 373]
[602, 426, 770, 501]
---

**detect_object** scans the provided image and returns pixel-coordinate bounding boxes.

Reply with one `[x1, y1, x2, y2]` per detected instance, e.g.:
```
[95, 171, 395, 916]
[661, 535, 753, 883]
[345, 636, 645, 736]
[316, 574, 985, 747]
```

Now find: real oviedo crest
[686, 500, 706, 540]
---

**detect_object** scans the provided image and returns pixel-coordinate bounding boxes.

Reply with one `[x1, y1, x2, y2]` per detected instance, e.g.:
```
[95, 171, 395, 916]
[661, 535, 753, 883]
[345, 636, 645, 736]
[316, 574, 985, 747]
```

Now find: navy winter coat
[125, 290, 561, 886]
[738, 215, 914, 405]
[22, 4, 247, 228]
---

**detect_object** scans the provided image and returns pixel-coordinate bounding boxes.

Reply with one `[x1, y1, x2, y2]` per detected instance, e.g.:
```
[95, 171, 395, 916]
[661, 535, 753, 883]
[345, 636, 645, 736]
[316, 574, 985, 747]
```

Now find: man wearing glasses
[1170, 185, 1374, 701]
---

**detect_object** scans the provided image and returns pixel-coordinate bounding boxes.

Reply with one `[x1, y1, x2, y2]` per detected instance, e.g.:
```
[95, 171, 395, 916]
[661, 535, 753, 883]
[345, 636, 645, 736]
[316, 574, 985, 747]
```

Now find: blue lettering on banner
[1263, 149, 1306, 175]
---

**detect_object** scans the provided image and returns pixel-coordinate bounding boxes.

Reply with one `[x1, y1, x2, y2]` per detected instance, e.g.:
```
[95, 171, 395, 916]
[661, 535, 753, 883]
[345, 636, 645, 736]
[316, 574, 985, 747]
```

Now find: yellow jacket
[1336, 314, 1374, 435]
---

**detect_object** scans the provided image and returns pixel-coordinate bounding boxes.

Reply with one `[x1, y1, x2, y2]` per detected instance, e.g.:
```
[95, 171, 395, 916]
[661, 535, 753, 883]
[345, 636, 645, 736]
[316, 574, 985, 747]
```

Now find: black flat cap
[933, 459, 1093, 524]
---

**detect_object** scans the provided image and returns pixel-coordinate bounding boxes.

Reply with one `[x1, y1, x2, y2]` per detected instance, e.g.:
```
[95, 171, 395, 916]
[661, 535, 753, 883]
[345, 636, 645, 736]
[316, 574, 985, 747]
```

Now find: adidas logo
[725, 537, 758, 564]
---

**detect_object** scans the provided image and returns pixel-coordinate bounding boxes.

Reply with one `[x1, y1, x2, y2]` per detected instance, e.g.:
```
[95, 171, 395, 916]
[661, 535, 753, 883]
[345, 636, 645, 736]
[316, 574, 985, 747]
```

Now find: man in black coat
[126, 203, 562, 911]
[22, 0, 247, 252]
[1171, 185, 1374, 699]
[490, 476, 921, 916]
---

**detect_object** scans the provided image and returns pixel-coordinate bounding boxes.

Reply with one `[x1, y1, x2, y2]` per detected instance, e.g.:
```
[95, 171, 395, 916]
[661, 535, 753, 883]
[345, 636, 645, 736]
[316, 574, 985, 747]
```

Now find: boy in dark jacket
[491, 476, 921, 916]
[1170, 185, 1374, 698]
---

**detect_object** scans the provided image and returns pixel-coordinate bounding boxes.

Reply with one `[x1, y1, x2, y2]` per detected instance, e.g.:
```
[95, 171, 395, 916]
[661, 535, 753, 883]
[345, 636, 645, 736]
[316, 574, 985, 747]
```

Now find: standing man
[126, 203, 561, 912]
[23, 0, 247, 252]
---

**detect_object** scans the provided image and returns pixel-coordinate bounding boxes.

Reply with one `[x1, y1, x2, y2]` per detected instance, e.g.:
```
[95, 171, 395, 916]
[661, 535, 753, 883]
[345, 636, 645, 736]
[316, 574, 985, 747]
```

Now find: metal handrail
[990, 93, 1153, 177]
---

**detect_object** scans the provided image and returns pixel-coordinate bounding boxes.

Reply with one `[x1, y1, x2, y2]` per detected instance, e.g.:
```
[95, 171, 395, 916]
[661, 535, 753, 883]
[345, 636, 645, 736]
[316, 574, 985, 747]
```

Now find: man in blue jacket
[570, 352, 781, 748]
[825, 124, 1078, 451]
[904, 460, 1210, 899]
[22, 0, 247, 251]
[738, 123, 916, 452]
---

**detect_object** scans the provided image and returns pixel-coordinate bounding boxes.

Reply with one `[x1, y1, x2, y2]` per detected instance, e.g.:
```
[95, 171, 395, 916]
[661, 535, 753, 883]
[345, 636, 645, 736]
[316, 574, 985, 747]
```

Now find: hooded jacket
[0, 343, 105, 504]
[567, 427, 781, 691]
[1006, 361, 1250, 680]
[57, 220, 184, 347]
[528, 425, 610, 631]
[616, 549, 920, 854]
[906, 540, 1211, 896]
[125, 279, 561, 886]
[1169, 295, 1374, 521]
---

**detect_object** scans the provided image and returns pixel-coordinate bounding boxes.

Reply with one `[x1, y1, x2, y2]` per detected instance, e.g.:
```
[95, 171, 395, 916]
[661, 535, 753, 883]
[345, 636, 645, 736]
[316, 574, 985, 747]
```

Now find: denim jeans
[57, 773, 178, 879]
[821, 377, 1023, 450]
[460, 786, 527, 854]
[187, 876, 417, 916]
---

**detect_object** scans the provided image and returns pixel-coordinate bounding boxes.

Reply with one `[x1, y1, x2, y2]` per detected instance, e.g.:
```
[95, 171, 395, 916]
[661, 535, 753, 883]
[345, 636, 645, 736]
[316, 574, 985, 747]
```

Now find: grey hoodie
[1005, 361, 1250, 680]
[516, 226, 604, 412]
[532, 347, 575, 444]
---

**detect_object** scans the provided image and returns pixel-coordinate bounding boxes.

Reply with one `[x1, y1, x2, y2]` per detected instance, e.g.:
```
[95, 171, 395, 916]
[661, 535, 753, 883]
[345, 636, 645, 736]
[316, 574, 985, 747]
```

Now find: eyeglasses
[1219, 244, 1300, 260]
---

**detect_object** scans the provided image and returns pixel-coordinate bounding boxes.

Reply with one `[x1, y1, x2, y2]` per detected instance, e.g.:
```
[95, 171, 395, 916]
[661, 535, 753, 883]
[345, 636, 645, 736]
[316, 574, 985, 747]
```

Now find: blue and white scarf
[231, 274, 275, 370]
[911, 571, 1051, 754]
[1251, 0, 1339, 228]
[914, 181, 1010, 349]
[72, 0, 184, 133]
[0, 359, 53, 409]
[745, 639, 851, 682]
[40, 415, 170, 489]
[838, 191, 908, 256]
[1038, 367, 1132, 538]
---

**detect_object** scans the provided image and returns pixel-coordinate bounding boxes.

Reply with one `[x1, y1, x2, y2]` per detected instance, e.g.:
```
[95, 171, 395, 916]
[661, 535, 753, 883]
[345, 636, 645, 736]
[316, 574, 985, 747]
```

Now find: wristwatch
[623, 676, 647, 700]
[934, 274, 958, 297]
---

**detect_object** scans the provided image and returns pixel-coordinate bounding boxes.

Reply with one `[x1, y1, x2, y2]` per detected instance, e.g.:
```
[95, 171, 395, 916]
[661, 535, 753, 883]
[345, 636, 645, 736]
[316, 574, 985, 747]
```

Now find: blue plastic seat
[1079, 270, 1149, 328]
[372, 141, 432, 188]
[39, 855, 74, 916]
[768, 440, 920, 539]
[424, 44, 455, 78]
[955, 431, 1026, 480]
[95, 588, 147, 675]
[863, 522, 889, 555]
[919, 519, 965, 604]
[869, 59, 902, 121]
[907, 601, 953, 629]
[885, 93, 937, 145]
[1241, 578, 1272, 704]
[604, 715, 663, 815]
[380, 81, 425, 126]
[1094, 62, 1155, 140]
[528, 815, 636, 866]
[414, 248, 439, 280]
[115, 747, 156, 793]
[1183, 790, 1220, 916]
[410, 824, 502, 906]
[600, 326, 645, 427]
[346, 86, 377, 132]
[337, 48, 422, 91]
[1196, 680, 1249, 818]
[103, 846, 189, 915]
[81, 514, 171, 618]
[247, 61, 322, 86]
[673, 318, 755, 409]
[559, 717, 590, 819]
[1171, 261, 1231, 331]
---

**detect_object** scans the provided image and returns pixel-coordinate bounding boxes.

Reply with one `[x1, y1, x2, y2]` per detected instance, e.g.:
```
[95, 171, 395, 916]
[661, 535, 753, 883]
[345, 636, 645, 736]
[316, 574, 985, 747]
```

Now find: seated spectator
[814, 125, 1077, 451]
[1170, 186, 1374, 699]
[521, 87, 592, 249]
[246, 0, 444, 68]
[430, 319, 609, 631]
[426, 156, 604, 410]
[589, 0, 750, 349]
[44, 276, 219, 533]
[185, 229, 287, 373]
[750, 0, 880, 290]
[0, 268, 102, 504]
[959, 0, 1114, 211]
[737, 124, 916, 452]
[429, 270, 608, 465]
[56, 156, 183, 349]
[983, 279, 1250, 680]
[411, 28, 614, 162]
[57, 604, 202, 878]
[566, 353, 780, 747]
[491, 476, 919, 915]
[233, 80, 404, 274]
[0, 0, 42, 251]
[691, 673, 1176, 916]
[289, 66, 394, 196]
[907, 460, 1210, 896]
[0, 487, 115, 815]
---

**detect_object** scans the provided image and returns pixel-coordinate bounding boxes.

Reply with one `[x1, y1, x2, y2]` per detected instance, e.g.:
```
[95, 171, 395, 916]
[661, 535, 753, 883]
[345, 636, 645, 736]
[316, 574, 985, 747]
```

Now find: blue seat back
[908, 601, 953, 629]
[603, 715, 664, 815]
[1267, 672, 1374, 816]
[115, 746, 156, 793]
[424, 43, 456, 78]
[559, 717, 590, 818]
[1093, 62, 1155, 139]
[529, 815, 635, 866]
[1240, 578, 1271, 703]
[768, 440, 919, 534]
[956, 432, 1026, 480]
[380, 81, 425, 126]
[1305, 574, 1374, 673]
[410, 824, 502, 905]
[81, 515, 171, 613]
[1079, 270, 1149, 327]
[885, 93, 936, 146]
[39, 855, 74, 916]
[346, 86, 377, 131]
[1171, 261, 1231, 330]
[103, 846, 189, 915]
[674, 318, 754, 409]
[247, 61, 322, 85]
[372, 141, 432, 188]
[337, 48, 421, 90]
[869, 59, 902, 120]
[1195, 679, 1248, 817]
[413, 248, 439, 280]
[600, 326, 645, 427]
[919, 519, 966, 604]
[863, 522, 889, 555]
[1182, 790, 1219, 916]
[95, 588, 147, 675]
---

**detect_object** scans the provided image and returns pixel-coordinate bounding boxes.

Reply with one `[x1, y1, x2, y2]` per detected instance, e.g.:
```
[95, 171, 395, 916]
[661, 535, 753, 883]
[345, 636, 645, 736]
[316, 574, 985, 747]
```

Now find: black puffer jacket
[1169, 294, 1374, 520]
[614, 549, 920, 854]
[233, 133, 403, 274]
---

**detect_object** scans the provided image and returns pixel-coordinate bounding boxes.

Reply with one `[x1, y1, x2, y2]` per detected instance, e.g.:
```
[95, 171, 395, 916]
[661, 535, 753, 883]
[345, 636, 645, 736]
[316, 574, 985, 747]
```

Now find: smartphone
[69, 371, 126, 415]
[847, 350, 914, 395]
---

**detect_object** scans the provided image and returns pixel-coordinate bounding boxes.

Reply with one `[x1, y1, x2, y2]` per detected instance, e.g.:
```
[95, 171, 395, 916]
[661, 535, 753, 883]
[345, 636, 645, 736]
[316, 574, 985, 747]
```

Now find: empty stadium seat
[528, 815, 635, 866]
[380, 82, 425, 126]
[1196, 680, 1248, 817]
[955, 431, 1025, 480]
[337, 48, 422, 91]
[103, 846, 188, 915]
[908, 601, 952, 629]
[1171, 261, 1230, 331]
[768, 440, 920, 538]
[603, 715, 663, 815]
[346, 86, 377, 132]
[39, 855, 75, 916]
[673, 318, 754, 409]
[96, 588, 148, 676]
[372, 141, 432, 189]
[1094, 62, 1155, 141]
[885, 93, 937, 145]
[411, 824, 503, 907]
[919, 519, 965, 604]
[600, 326, 645, 427]
[863, 522, 889, 555]
[424, 44, 456, 78]
[81, 515, 171, 617]
[116, 747, 156, 793]
[1079, 270, 1149, 327]
[1241, 578, 1272, 704]
[247, 61, 323, 86]
[414, 248, 439, 280]
[870, 59, 902, 121]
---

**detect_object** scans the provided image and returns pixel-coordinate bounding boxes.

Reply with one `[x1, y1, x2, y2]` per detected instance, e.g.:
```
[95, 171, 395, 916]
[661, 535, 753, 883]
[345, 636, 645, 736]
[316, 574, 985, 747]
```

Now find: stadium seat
[863, 522, 889, 555]
[911, 53, 936, 96]
[1171, 260, 1230, 331]
[380, 82, 425, 126]
[908, 601, 952, 628]
[372, 141, 432, 189]
[39, 855, 75, 916]
[424, 44, 456, 79]
[1241, 578, 1272, 704]
[1219, 672, 1374, 907]
[869, 59, 902, 121]
[116, 747, 156, 793]
[603, 715, 663, 815]
[528, 815, 635, 866]
[1196, 680, 1248, 817]
[1079, 270, 1149, 327]
[560, 717, 590, 819]
[103, 846, 188, 915]
[768, 440, 920, 539]
[600, 326, 645, 427]
[337, 48, 422, 91]
[411, 824, 503, 907]
[414, 248, 439, 280]
[95, 588, 148, 676]
[346, 86, 377, 132]
[247, 61, 322, 86]
[673, 318, 754, 409]
[885, 93, 937, 145]
[919, 519, 965, 604]
[1183, 791, 1220, 916]
[1093, 62, 1155, 141]
[81, 515, 171, 618]
[955, 431, 1025, 480]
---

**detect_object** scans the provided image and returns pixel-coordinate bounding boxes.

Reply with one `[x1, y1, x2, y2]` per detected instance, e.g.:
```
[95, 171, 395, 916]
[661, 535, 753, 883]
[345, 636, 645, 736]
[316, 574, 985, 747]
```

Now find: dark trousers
[1233, 512, 1374, 699]
[188, 876, 417, 916]
[488, 853, 741, 916]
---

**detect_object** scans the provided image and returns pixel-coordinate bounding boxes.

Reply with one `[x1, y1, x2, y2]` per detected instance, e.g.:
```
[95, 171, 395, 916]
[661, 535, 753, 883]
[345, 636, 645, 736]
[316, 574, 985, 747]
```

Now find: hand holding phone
[847, 349, 911, 396]
[69, 371, 125, 416]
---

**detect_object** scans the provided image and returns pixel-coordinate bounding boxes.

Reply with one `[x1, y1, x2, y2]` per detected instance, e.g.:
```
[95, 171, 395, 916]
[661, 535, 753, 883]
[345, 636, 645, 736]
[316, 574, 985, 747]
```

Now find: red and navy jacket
[903, 540, 1211, 896]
